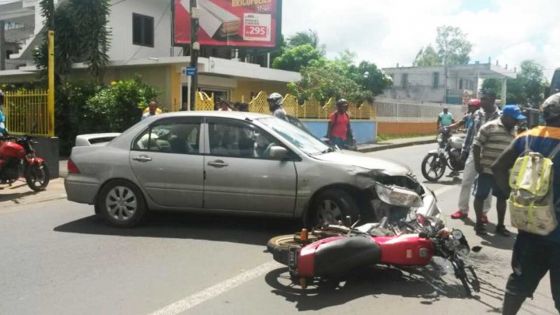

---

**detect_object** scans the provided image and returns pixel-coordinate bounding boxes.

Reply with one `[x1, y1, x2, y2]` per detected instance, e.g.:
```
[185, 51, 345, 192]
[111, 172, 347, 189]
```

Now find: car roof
[154, 111, 272, 120]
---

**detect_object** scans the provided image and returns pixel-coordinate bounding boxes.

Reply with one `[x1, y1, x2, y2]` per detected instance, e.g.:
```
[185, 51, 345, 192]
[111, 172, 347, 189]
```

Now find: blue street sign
[186, 67, 196, 76]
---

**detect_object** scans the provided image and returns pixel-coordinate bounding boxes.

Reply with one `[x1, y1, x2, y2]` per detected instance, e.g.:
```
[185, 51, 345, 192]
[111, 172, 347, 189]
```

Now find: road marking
[149, 184, 459, 315]
[149, 261, 281, 315]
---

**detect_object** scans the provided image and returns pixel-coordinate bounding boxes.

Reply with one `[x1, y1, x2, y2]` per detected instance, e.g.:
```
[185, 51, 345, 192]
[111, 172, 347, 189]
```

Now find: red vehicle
[0, 136, 50, 191]
[268, 219, 481, 296]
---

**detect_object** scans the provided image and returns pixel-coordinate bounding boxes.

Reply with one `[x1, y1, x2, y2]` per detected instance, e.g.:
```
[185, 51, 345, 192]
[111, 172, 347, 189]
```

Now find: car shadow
[422, 177, 462, 186]
[265, 265, 502, 313]
[53, 212, 300, 246]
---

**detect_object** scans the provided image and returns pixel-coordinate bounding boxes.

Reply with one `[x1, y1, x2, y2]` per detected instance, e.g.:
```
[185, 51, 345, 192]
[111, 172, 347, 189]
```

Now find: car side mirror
[269, 145, 289, 160]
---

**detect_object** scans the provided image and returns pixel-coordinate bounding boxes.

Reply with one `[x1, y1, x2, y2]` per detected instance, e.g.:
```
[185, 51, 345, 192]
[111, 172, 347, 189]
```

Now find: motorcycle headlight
[375, 183, 423, 208]
[451, 229, 464, 240]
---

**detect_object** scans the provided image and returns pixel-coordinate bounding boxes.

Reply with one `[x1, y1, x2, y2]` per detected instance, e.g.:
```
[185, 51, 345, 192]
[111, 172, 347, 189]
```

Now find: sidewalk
[1, 135, 436, 208]
[357, 135, 436, 153]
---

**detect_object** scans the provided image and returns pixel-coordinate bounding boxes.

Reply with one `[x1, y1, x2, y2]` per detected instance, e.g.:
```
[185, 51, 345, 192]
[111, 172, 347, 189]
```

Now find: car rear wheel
[96, 180, 146, 227]
[309, 189, 360, 228]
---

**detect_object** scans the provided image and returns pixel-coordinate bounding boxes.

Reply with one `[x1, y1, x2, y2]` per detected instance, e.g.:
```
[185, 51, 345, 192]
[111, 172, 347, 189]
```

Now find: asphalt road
[1, 144, 557, 315]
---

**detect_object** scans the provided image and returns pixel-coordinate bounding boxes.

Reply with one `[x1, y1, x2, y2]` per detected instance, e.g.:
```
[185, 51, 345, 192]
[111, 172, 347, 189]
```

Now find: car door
[203, 118, 297, 215]
[130, 116, 204, 209]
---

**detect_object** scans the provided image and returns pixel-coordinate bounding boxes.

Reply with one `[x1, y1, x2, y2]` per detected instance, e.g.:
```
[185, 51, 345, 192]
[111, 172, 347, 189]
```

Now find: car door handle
[207, 160, 228, 168]
[133, 155, 152, 162]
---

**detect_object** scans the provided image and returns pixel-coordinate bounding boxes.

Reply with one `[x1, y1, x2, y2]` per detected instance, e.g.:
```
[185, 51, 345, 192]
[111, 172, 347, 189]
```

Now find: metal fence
[190, 91, 464, 122]
[3, 90, 50, 136]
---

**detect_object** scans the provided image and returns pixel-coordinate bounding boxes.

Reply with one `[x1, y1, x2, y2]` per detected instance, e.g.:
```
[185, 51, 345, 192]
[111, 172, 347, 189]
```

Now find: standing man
[472, 105, 525, 236]
[493, 93, 560, 314]
[437, 106, 454, 129]
[327, 98, 354, 149]
[451, 90, 501, 221]
[267, 92, 287, 120]
[142, 100, 161, 120]
[448, 98, 480, 131]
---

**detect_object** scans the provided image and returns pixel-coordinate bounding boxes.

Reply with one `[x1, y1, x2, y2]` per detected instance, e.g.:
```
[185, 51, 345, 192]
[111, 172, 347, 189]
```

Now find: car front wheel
[309, 189, 360, 228]
[96, 180, 147, 227]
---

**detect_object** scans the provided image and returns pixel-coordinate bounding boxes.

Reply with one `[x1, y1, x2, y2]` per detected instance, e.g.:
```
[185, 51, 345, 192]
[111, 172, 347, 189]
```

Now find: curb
[357, 139, 436, 153]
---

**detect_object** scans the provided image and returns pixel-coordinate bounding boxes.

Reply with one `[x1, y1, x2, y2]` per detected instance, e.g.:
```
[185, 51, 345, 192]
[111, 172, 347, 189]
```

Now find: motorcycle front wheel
[421, 153, 447, 182]
[25, 163, 50, 191]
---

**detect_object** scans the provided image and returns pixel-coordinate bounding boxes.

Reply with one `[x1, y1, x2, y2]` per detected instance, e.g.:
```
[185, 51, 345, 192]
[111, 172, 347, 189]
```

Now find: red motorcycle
[0, 136, 50, 191]
[267, 218, 481, 296]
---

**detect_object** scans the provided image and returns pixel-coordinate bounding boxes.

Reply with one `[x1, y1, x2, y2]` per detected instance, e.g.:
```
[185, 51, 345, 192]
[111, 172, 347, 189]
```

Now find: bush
[55, 78, 158, 156]
[85, 78, 158, 132]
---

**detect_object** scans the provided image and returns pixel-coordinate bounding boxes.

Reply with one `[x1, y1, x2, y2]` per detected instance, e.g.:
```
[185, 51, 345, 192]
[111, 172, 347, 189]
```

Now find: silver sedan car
[65, 111, 438, 227]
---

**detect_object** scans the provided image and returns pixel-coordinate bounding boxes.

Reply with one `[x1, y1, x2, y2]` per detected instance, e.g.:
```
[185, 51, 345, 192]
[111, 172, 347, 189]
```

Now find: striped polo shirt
[473, 118, 515, 174]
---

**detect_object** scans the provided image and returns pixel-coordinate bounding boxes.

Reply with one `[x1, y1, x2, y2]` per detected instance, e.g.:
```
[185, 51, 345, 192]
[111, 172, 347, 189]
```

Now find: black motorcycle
[421, 128, 465, 182]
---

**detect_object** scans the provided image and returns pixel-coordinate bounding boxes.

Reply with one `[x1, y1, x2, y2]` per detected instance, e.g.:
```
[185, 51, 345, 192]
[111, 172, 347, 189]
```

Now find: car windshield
[258, 117, 331, 156]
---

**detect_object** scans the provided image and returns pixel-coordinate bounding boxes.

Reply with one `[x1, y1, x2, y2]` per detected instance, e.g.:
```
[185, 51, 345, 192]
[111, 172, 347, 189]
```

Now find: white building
[0, 0, 300, 110]
[381, 63, 517, 105]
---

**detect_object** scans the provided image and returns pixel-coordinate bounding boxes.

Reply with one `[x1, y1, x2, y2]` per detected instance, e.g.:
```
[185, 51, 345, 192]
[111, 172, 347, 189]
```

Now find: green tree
[506, 60, 548, 107]
[413, 45, 440, 66]
[349, 61, 393, 97]
[272, 44, 325, 72]
[34, 0, 111, 82]
[435, 25, 472, 65]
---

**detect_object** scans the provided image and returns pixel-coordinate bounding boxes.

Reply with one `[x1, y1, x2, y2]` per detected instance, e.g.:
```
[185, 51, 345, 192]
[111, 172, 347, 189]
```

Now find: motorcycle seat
[314, 235, 381, 277]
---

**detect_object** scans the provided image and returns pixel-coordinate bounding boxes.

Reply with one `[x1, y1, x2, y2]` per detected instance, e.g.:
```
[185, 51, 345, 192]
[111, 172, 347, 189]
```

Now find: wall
[301, 120, 377, 144]
[377, 121, 436, 137]
[108, 0, 181, 62]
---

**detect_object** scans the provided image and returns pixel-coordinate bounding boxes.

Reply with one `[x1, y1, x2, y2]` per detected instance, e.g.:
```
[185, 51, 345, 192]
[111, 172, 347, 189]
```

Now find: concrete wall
[301, 120, 377, 144]
[108, 0, 181, 62]
[377, 121, 436, 137]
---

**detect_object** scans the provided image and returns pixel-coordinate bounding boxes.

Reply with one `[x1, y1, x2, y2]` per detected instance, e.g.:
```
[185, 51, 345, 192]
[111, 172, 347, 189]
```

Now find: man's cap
[542, 93, 560, 121]
[502, 105, 526, 121]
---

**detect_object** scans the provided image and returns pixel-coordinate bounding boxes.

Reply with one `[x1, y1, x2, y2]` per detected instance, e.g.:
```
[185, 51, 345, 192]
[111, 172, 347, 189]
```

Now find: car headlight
[375, 182, 423, 208]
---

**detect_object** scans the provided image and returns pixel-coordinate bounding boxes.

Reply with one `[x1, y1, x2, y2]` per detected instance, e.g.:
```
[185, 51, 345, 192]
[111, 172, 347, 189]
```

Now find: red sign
[173, 0, 281, 48]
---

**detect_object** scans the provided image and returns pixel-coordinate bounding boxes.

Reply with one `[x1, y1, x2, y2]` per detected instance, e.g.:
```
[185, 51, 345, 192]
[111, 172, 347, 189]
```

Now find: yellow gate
[3, 90, 50, 137]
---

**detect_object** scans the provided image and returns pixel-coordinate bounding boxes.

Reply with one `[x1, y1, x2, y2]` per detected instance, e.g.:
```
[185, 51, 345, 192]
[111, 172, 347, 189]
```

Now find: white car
[65, 111, 438, 227]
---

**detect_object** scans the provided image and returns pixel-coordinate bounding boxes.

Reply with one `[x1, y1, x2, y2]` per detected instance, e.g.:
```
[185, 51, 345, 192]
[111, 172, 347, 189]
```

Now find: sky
[282, 0, 560, 80]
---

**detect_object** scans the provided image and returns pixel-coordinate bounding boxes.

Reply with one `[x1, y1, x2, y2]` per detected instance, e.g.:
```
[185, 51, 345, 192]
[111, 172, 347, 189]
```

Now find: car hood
[314, 150, 412, 176]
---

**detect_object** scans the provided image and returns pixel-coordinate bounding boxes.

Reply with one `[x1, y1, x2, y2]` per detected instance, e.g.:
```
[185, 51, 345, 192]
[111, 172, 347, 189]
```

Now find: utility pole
[0, 20, 5, 71]
[187, 0, 200, 111]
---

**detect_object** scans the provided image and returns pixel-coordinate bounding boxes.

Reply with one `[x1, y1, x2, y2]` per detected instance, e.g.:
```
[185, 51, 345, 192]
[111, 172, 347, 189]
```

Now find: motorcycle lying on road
[267, 213, 481, 296]
[0, 136, 50, 191]
[421, 127, 466, 182]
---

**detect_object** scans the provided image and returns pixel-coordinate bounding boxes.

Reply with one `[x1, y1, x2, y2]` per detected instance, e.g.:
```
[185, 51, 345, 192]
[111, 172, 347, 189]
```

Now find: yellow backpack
[508, 137, 560, 235]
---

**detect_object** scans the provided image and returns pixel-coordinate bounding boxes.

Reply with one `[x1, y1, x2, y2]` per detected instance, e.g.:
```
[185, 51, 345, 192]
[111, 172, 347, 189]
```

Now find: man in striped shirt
[472, 105, 526, 236]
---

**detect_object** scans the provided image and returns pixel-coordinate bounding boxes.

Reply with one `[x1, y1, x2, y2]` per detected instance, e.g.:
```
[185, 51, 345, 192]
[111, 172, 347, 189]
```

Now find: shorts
[474, 173, 508, 200]
[505, 232, 560, 310]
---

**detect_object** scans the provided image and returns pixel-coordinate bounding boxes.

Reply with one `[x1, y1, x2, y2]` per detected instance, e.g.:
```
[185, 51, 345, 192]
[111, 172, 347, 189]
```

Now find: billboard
[173, 0, 281, 48]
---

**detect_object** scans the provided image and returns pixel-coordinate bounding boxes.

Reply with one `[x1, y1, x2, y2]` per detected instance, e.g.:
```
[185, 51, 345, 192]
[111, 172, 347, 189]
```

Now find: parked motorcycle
[421, 128, 465, 182]
[0, 136, 50, 191]
[267, 213, 481, 296]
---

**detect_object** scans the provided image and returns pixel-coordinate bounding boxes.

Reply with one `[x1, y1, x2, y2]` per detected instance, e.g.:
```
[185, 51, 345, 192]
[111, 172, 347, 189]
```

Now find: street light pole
[188, 0, 200, 111]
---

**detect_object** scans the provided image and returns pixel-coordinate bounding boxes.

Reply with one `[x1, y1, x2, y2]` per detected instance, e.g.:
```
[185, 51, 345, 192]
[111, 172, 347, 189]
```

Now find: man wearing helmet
[492, 93, 560, 314]
[267, 92, 287, 120]
[327, 99, 354, 149]
[451, 90, 500, 221]
[448, 98, 481, 131]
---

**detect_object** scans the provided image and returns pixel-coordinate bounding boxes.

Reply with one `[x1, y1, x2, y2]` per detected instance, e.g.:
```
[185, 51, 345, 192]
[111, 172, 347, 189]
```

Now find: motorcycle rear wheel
[421, 153, 446, 182]
[267, 233, 318, 265]
[25, 163, 50, 191]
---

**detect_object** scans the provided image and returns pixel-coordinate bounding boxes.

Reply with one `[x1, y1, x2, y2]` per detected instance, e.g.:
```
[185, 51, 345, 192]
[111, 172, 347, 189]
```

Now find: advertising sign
[173, 0, 281, 48]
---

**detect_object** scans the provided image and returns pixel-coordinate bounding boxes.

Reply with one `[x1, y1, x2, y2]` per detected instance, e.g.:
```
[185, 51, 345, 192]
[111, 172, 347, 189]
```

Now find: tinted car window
[133, 119, 200, 154]
[208, 120, 278, 159]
